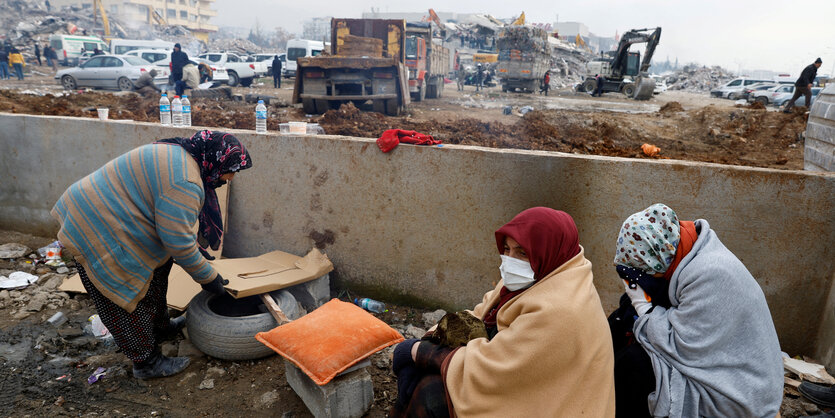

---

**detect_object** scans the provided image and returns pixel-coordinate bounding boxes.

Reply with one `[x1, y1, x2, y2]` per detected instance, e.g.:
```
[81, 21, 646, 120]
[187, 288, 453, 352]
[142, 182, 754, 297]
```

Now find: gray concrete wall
[805, 84, 835, 171]
[2, 113, 834, 369]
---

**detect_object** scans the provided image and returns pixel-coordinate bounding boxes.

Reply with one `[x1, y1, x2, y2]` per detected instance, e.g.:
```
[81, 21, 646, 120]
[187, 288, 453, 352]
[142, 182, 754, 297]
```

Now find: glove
[201, 274, 228, 295]
[623, 280, 652, 317]
[198, 247, 216, 261]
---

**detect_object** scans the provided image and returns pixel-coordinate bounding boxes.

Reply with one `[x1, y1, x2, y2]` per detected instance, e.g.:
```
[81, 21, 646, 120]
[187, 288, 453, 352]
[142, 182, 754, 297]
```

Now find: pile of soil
[0, 90, 810, 169]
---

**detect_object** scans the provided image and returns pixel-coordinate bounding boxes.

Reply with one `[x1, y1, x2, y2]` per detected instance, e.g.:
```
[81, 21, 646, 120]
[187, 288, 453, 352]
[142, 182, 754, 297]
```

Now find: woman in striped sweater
[52, 130, 252, 379]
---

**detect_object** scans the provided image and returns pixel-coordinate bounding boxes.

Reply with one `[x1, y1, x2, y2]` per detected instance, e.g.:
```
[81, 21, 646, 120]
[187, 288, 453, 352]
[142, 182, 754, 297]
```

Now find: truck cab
[405, 36, 428, 101]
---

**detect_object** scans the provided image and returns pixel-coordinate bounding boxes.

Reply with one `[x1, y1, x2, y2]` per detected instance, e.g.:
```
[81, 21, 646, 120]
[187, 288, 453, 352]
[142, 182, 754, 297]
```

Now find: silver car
[55, 55, 165, 91]
[773, 87, 822, 107]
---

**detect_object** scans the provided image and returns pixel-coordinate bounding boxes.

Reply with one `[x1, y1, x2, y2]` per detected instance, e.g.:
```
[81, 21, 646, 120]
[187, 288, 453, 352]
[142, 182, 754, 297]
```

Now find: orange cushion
[255, 299, 404, 385]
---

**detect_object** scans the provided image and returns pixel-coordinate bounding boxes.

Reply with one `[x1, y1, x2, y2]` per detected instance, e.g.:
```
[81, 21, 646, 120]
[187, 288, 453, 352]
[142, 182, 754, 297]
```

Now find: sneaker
[132, 352, 191, 379]
[799, 381, 835, 408]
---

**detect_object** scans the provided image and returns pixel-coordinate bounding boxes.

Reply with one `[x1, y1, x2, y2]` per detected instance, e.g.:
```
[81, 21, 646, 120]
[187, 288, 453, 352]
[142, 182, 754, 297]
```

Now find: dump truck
[582, 27, 661, 100]
[405, 22, 450, 101]
[495, 26, 552, 93]
[292, 18, 409, 116]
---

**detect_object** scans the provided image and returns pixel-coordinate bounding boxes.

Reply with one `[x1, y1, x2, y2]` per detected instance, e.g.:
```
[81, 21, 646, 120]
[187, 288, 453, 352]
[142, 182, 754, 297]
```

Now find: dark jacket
[271, 56, 282, 77]
[170, 49, 189, 79]
[796, 64, 818, 88]
[34, 45, 40, 56]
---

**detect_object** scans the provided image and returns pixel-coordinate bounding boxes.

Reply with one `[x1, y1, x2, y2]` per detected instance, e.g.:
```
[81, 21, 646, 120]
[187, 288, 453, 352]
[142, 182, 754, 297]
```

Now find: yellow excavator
[92, 0, 111, 40]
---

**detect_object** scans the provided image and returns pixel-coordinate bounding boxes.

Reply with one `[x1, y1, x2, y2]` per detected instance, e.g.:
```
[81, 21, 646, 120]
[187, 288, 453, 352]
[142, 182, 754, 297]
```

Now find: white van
[49, 34, 108, 66]
[110, 39, 174, 55]
[285, 39, 324, 78]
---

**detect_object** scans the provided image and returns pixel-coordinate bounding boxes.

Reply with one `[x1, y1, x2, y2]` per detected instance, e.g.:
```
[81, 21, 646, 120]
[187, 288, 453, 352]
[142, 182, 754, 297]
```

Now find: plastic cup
[96, 108, 109, 120]
[279, 123, 290, 133]
[288, 121, 307, 134]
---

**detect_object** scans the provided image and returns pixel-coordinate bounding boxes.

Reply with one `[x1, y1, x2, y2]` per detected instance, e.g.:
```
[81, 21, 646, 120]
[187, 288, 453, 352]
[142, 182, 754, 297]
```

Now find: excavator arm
[92, 0, 110, 37]
[610, 27, 661, 77]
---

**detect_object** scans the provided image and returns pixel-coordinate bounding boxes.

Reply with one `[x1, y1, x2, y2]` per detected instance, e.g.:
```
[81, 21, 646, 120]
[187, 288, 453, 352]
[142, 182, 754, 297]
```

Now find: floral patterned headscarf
[613, 203, 681, 274]
[156, 130, 252, 251]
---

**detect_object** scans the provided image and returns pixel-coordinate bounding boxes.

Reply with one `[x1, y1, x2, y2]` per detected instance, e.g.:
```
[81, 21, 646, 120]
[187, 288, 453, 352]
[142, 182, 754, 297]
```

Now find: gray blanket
[634, 220, 783, 418]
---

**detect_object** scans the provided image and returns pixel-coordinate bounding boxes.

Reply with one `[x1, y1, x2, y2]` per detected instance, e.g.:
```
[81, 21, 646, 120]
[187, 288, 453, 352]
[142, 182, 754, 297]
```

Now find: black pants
[273, 76, 281, 88]
[785, 86, 812, 110]
[608, 294, 656, 417]
[78, 258, 174, 363]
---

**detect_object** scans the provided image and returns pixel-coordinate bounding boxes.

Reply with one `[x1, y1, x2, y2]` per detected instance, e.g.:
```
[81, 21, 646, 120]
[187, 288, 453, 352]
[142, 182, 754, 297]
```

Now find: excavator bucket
[633, 76, 656, 100]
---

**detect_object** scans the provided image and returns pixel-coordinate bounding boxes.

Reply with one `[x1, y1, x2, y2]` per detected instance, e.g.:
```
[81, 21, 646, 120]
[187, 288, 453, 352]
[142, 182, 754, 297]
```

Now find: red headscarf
[484, 207, 581, 327]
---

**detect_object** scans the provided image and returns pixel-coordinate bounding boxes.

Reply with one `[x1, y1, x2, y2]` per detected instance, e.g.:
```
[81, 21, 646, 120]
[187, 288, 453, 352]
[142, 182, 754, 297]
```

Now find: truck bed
[296, 56, 399, 69]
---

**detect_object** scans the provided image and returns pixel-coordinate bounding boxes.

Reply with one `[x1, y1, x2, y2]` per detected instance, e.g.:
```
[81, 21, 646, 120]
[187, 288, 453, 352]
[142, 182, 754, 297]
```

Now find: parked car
[748, 84, 791, 105]
[121, 49, 172, 78]
[251, 53, 284, 76]
[197, 52, 257, 86]
[77, 50, 106, 66]
[710, 78, 772, 99]
[244, 54, 271, 77]
[55, 55, 166, 91]
[773, 87, 822, 107]
[653, 77, 667, 94]
[740, 82, 776, 100]
[285, 39, 324, 78]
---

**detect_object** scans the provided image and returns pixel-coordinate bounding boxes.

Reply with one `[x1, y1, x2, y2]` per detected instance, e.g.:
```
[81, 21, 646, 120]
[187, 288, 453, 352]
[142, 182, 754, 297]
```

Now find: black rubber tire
[227, 71, 240, 87]
[622, 84, 635, 98]
[117, 77, 133, 91]
[385, 98, 400, 116]
[240, 77, 253, 87]
[315, 99, 330, 113]
[61, 75, 77, 90]
[414, 84, 425, 102]
[302, 98, 316, 114]
[186, 290, 298, 360]
[583, 79, 596, 94]
[756, 96, 768, 105]
[373, 99, 386, 114]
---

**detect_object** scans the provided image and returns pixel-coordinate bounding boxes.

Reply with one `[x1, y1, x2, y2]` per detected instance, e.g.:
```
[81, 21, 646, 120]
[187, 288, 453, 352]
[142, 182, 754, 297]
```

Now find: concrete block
[284, 359, 373, 418]
[286, 274, 330, 311]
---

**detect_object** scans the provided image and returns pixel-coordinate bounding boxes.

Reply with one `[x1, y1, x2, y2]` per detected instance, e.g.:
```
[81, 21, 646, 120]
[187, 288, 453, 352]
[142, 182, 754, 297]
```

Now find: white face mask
[499, 255, 536, 291]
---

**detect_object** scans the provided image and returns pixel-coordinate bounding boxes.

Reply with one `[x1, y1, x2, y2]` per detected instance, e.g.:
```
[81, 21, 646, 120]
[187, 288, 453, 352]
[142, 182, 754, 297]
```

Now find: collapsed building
[664, 65, 736, 92]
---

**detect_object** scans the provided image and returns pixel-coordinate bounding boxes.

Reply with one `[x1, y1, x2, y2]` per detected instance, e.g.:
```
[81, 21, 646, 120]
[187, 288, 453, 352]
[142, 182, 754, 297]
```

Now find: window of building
[167, 9, 176, 18]
[180, 0, 186, 4]
[180, 10, 187, 18]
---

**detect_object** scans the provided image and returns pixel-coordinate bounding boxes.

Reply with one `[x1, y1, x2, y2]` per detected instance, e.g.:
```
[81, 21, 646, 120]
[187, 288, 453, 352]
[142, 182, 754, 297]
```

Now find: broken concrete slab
[783, 357, 835, 385]
[284, 360, 373, 418]
[0, 243, 30, 259]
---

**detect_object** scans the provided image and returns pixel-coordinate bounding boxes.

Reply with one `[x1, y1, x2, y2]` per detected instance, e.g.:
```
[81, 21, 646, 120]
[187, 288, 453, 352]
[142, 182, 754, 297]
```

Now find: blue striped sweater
[52, 144, 218, 312]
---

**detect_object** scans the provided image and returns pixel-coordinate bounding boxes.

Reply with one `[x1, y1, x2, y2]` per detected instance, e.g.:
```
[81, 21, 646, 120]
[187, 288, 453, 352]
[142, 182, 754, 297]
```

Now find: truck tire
[315, 99, 330, 113]
[622, 84, 636, 98]
[240, 77, 253, 87]
[227, 71, 240, 87]
[414, 84, 425, 102]
[583, 79, 597, 94]
[385, 99, 400, 116]
[373, 99, 386, 114]
[186, 290, 300, 360]
[302, 98, 316, 114]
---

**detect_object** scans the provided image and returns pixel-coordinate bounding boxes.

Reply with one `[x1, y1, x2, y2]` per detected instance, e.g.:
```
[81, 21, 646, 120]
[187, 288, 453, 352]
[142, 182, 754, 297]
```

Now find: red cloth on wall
[376, 129, 442, 153]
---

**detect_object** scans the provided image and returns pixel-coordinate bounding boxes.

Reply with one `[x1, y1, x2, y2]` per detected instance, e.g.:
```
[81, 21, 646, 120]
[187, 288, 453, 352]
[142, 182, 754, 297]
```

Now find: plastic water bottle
[159, 93, 171, 126]
[255, 100, 267, 133]
[181, 95, 191, 127]
[354, 298, 386, 313]
[171, 95, 183, 127]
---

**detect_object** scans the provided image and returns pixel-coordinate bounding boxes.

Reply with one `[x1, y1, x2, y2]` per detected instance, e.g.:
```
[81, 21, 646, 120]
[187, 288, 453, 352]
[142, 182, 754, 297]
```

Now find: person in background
[198, 62, 213, 84]
[93, 47, 104, 56]
[46, 45, 58, 71]
[540, 70, 550, 96]
[475, 63, 484, 92]
[391, 207, 615, 417]
[0, 45, 9, 80]
[45, 0, 51, 11]
[271, 54, 282, 88]
[52, 130, 252, 379]
[170, 43, 189, 89]
[176, 61, 199, 96]
[784, 57, 822, 113]
[134, 68, 161, 97]
[34, 43, 42, 66]
[593, 73, 605, 97]
[608, 203, 783, 417]
[9, 48, 25, 80]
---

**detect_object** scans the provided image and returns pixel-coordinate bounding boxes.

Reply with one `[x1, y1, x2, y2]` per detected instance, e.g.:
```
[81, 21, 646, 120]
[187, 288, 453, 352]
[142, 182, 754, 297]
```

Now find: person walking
[52, 130, 253, 379]
[475, 63, 484, 92]
[0, 46, 9, 80]
[170, 43, 189, 91]
[271, 55, 282, 88]
[34, 44, 42, 66]
[9, 48, 25, 80]
[540, 70, 551, 96]
[47, 45, 58, 71]
[784, 58, 822, 113]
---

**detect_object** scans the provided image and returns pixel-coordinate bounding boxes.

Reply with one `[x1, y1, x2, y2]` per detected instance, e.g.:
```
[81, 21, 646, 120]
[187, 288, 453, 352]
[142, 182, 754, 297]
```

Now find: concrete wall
[2, 113, 835, 369]
[805, 84, 835, 171]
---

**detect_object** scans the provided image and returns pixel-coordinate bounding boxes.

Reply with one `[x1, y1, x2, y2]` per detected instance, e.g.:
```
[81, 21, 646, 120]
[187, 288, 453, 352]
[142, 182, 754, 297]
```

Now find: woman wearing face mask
[390, 207, 615, 417]
[609, 203, 783, 417]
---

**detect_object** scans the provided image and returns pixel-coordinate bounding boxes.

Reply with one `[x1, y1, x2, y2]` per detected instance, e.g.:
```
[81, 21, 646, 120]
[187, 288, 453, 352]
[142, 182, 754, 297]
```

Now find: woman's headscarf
[484, 208, 581, 328]
[495, 207, 581, 280]
[613, 203, 680, 274]
[156, 130, 252, 251]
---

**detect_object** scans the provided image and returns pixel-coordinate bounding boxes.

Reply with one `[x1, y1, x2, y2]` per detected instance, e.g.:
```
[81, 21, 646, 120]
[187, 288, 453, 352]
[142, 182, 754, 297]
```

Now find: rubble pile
[665, 65, 735, 92]
[208, 38, 262, 55]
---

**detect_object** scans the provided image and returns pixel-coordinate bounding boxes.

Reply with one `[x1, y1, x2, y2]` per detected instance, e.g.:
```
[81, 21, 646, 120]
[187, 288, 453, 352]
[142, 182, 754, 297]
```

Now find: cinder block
[284, 360, 373, 418]
[286, 274, 330, 311]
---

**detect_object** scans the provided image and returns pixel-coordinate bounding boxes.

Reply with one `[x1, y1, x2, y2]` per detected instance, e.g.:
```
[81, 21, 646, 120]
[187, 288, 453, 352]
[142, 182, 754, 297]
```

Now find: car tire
[756, 97, 768, 105]
[61, 75, 77, 90]
[240, 77, 253, 87]
[117, 77, 133, 91]
[186, 290, 301, 360]
[227, 71, 240, 87]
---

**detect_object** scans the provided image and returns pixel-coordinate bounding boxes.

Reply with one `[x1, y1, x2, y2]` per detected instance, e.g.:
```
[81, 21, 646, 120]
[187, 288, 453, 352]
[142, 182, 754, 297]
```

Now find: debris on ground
[664, 65, 735, 92]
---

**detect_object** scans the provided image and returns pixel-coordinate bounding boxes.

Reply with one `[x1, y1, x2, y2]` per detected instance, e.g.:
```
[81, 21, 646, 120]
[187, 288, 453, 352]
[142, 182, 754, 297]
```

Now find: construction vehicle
[293, 18, 409, 116]
[495, 25, 551, 93]
[582, 27, 661, 100]
[92, 0, 110, 40]
[405, 22, 450, 101]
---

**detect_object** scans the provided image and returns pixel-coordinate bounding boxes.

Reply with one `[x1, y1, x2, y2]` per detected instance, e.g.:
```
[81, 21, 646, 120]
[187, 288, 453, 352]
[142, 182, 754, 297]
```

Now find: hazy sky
[213, 0, 835, 75]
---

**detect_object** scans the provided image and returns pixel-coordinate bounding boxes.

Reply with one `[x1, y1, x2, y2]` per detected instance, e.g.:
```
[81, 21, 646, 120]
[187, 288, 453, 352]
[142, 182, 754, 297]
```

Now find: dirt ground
[0, 73, 811, 170]
[0, 229, 830, 417]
